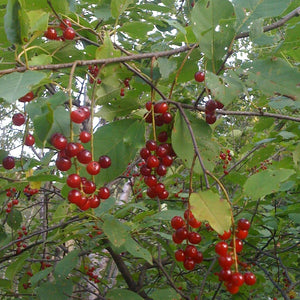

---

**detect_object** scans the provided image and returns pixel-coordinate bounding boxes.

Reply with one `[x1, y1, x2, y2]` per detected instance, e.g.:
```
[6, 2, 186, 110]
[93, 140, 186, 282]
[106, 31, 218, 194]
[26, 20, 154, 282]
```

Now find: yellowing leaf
[25, 169, 41, 190]
[190, 191, 231, 235]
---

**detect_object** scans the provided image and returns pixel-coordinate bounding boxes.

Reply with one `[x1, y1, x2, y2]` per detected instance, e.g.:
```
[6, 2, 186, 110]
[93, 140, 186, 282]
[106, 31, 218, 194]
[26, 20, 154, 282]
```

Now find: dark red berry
[63, 27, 76, 40]
[145, 101, 152, 111]
[236, 229, 248, 240]
[98, 187, 110, 199]
[244, 272, 256, 285]
[71, 109, 86, 124]
[230, 272, 244, 287]
[55, 157, 72, 171]
[218, 230, 231, 240]
[2, 156, 15, 170]
[99, 155, 111, 168]
[194, 71, 205, 82]
[67, 174, 81, 188]
[83, 180, 96, 194]
[19, 91, 34, 102]
[51, 133, 67, 150]
[194, 251, 203, 264]
[86, 161, 101, 175]
[156, 164, 167, 176]
[175, 249, 185, 262]
[60, 18, 72, 30]
[162, 112, 173, 124]
[188, 232, 202, 244]
[65, 142, 80, 157]
[185, 245, 198, 258]
[205, 100, 217, 113]
[68, 189, 82, 205]
[140, 148, 151, 160]
[218, 255, 233, 269]
[183, 258, 195, 270]
[154, 102, 168, 114]
[237, 218, 251, 231]
[157, 131, 168, 143]
[25, 134, 35, 146]
[44, 27, 57, 40]
[77, 149, 92, 164]
[205, 113, 216, 124]
[146, 140, 157, 151]
[79, 131, 91, 143]
[175, 227, 188, 240]
[12, 113, 25, 126]
[147, 155, 160, 168]
[171, 216, 185, 229]
[215, 241, 228, 256]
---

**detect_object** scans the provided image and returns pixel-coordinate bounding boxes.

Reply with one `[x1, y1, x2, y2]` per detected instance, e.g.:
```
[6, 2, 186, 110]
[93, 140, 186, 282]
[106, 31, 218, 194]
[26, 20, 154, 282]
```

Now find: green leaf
[293, 143, 300, 166]
[36, 279, 73, 300]
[54, 250, 80, 278]
[4, 0, 21, 44]
[172, 110, 219, 175]
[190, 190, 231, 234]
[27, 10, 49, 33]
[120, 21, 154, 39]
[0, 71, 46, 103]
[6, 252, 29, 281]
[27, 174, 65, 183]
[157, 57, 177, 79]
[0, 279, 12, 290]
[33, 108, 54, 144]
[30, 268, 53, 286]
[124, 238, 152, 264]
[191, 0, 235, 67]
[289, 213, 300, 224]
[94, 197, 116, 217]
[111, 0, 133, 19]
[29, 54, 52, 66]
[93, 119, 145, 185]
[244, 169, 295, 200]
[150, 288, 181, 300]
[102, 215, 129, 248]
[7, 209, 22, 230]
[106, 289, 144, 300]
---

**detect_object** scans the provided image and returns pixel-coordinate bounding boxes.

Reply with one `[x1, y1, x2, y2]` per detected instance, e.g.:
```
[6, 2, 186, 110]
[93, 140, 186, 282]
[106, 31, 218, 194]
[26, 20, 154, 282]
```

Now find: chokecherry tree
[0, 0, 299, 299]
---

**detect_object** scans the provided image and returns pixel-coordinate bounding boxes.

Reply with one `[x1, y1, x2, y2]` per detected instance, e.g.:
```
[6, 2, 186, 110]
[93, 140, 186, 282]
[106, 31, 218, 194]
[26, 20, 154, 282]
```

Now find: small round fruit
[205, 113, 216, 124]
[140, 147, 151, 160]
[215, 241, 228, 256]
[157, 189, 169, 199]
[44, 27, 57, 40]
[226, 282, 239, 294]
[147, 155, 160, 168]
[86, 161, 101, 175]
[183, 258, 195, 270]
[157, 131, 168, 143]
[230, 272, 244, 287]
[218, 255, 233, 269]
[154, 102, 168, 114]
[162, 112, 173, 124]
[175, 227, 188, 241]
[79, 131, 91, 143]
[65, 142, 80, 157]
[19, 91, 34, 102]
[237, 218, 251, 231]
[185, 245, 198, 258]
[68, 189, 82, 204]
[51, 133, 67, 150]
[219, 268, 232, 281]
[25, 134, 35, 146]
[140, 165, 151, 176]
[194, 71, 205, 82]
[188, 232, 202, 244]
[83, 180, 96, 194]
[230, 238, 243, 253]
[2, 156, 15, 170]
[216, 100, 224, 109]
[63, 27, 76, 40]
[218, 230, 231, 240]
[89, 195, 100, 208]
[205, 100, 217, 113]
[161, 155, 173, 167]
[146, 187, 157, 198]
[77, 149, 92, 164]
[146, 140, 157, 151]
[188, 217, 202, 229]
[236, 229, 248, 240]
[156, 164, 167, 176]
[194, 251, 203, 264]
[71, 109, 86, 124]
[98, 187, 110, 199]
[67, 174, 81, 188]
[171, 216, 185, 229]
[60, 18, 72, 30]
[172, 233, 183, 244]
[144, 175, 157, 187]
[55, 157, 72, 171]
[12, 113, 25, 126]
[99, 155, 111, 168]
[81, 106, 91, 119]
[244, 272, 256, 286]
[175, 249, 185, 262]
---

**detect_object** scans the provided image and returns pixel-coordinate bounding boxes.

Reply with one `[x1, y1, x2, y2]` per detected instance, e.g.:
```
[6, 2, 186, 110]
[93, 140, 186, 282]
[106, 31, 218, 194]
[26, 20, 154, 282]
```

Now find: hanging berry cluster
[44, 19, 76, 41]
[171, 209, 203, 270]
[88, 65, 102, 84]
[219, 149, 232, 175]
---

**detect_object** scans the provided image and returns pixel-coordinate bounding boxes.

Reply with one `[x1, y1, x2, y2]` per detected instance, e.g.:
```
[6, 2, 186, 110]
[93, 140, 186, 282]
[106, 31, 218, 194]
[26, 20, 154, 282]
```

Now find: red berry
[218, 268, 232, 281]
[140, 148, 151, 160]
[226, 282, 239, 294]
[60, 18, 72, 30]
[237, 218, 251, 231]
[144, 175, 157, 187]
[154, 102, 168, 114]
[171, 216, 185, 229]
[162, 112, 173, 124]
[2, 156, 15, 170]
[155, 183, 165, 194]
[98, 187, 110, 199]
[67, 174, 81, 188]
[175, 227, 188, 241]
[216, 100, 224, 109]
[12, 199, 19, 205]
[79, 131, 91, 143]
[188, 232, 202, 244]
[145, 101, 152, 111]
[71, 109, 86, 123]
[120, 88, 125, 97]
[194, 251, 203, 264]
[205, 100, 217, 113]
[205, 113, 216, 124]
[19, 91, 34, 102]
[157, 189, 169, 199]
[194, 71, 205, 82]
[244, 272, 256, 285]
[172, 232, 183, 244]
[140, 165, 151, 176]
[68, 189, 82, 205]
[99, 155, 111, 168]
[147, 155, 160, 168]
[218, 255, 233, 269]
[175, 249, 185, 262]
[146, 187, 157, 198]
[56, 157, 72, 171]
[156, 164, 167, 176]
[188, 217, 202, 229]
[65, 142, 80, 157]
[184, 209, 194, 220]
[218, 230, 231, 240]
[63, 27, 76, 40]
[83, 180, 96, 194]
[185, 245, 198, 258]
[146, 140, 157, 151]
[89, 195, 100, 208]
[156, 145, 168, 158]
[77, 149, 92, 164]
[81, 106, 91, 119]
[236, 229, 248, 240]
[51, 133, 67, 150]
[157, 131, 168, 142]
[25, 134, 35, 146]
[161, 155, 173, 167]
[215, 241, 228, 256]
[183, 258, 195, 270]
[230, 272, 244, 287]
[12, 113, 25, 126]
[44, 27, 57, 40]
[86, 161, 101, 175]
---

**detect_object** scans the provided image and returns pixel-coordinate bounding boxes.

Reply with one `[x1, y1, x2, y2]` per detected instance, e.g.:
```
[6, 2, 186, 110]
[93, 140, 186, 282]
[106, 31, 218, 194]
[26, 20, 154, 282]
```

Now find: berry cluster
[144, 101, 173, 126]
[215, 218, 256, 294]
[219, 149, 232, 175]
[171, 209, 203, 270]
[5, 187, 19, 213]
[88, 224, 103, 239]
[15, 226, 28, 254]
[23, 184, 39, 198]
[23, 269, 33, 290]
[44, 19, 76, 41]
[84, 265, 101, 284]
[40, 256, 52, 270]
[88, 65, 102, 84]
[204, 99, 224, 125]
[249, 159, 272, 174]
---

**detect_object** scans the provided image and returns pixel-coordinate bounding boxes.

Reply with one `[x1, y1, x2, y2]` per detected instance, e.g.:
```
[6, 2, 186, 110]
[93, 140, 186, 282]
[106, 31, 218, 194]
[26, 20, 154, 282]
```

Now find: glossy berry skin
[146, 140, 157, 151]
[194, 251, 203, 264]
[25, 134, 35, 146]
[68, 189, 82, 205]
[218, 268, 232, 281]
[161, 155, 173, 167]
[155, 183, 165, 194]
[51, 133, 67, 150]
[67, 174, 81, 188]
[230, 272, 244, 287]
[215, 241, 228, 256]
[172, 233, 183, 244]
[154, 102, 168, 114]
[89, 195, 100, 208]
[188, 217, 202, 229]
[171, 216, 185, 229]
[205, 100, 217, 113]
[244, 272, 256, 285]
[231, 238, 243, 253]
[145, 101, 152, 111]
[2, 156, 15, 170]
[218, 230, 231, 240]
[175, 227, 188, 241]
[156, 164, 167, 176]
[71, 109, 86, 123]
[55, 157, 72, 171]
[162, 112, 173, 124]
[185, 245, 198, 258]
[218, 255, 233, 269]
[65, 142, 80, 157]
[86, 161, 101, 175]
[175, 249, 185, 262]
[98, 187, 110, 199]
[205, 113, 216, 124]
[140, 148, 151, 160]
[157, 189, 169, 199]
[140, 165, 151, 176]
[83, 180, 96, 194]
[63, 27, 76, 40]
[194, 71, 205, 82]
[79, 131, 91, 143]
[157, 131, 168, 142]
[236, 229, 248, 240]
[147, 155, 160, 168]
[12, 113, 25, 126]
[144, 175, 157, 187]
[183, 258, 195, 270]
[216, 100, 224, 109]
[19, 91, 34, 102]
[60, 19, 72, 30]
[99, 155, 111, 168]
[226, 282, 239, 294]
[146, 187, 157, 198]
[77, 150, 92, 164]
[188, 232, 202, 244]
[237, 218, 251, 231]
[156, 145, 168, 158]
[44, 27, 57, 40]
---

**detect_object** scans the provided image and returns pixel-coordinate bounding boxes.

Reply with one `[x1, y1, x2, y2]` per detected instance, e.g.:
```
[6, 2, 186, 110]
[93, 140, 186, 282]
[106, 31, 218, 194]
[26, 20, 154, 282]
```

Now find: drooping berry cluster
[88, 224, 103, 239]
[249, 159, 272, 174]
[171, 209, 203, 270]
[216, 218, 256, 294]
[205, 99, 224, 125]
[44, 19, 76, 41]
[219, 149, 232, 175]
[144, 101, 173, 126]
[15, 226, 28, 254]
[88, 65, 102, 84]
[84, 265, 101, 284]
[5, 187, 19, 213]
[23, 270, 33, 290]
[23, 184, 39, 198]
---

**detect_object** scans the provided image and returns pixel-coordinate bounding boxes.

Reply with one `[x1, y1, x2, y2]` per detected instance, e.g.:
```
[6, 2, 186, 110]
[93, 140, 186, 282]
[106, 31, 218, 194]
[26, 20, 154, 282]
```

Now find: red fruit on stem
[188, 217, 202, 229]
[77, 149, 92, 164]
[162, 112, 173, 124]
[194, 71, 205, 82]
[86, 161, 101, 175]
[171, 216, 185, 229]
[175, 249, 185, 262]
[65, 142, 80, 157]
[67, 174, 81, 188]
[146, 140, 157, 151]
[51, 133, 67, 150]
[44, 27, 57, 40]
[71, 109, 86, 124]
[237, 218, 251, 231]
[157, 189, 169, 199]
[154, 102, 168, 114]
[99, 155, 111, 168]
[219, 268, 232, 281]
[145, 101, 152, 111]
[144, 175, 157, 187]
[157, 131, 168, 142]
[25, 134, 35, 146]
[205, 113, 216, 124]
[83, 180, 96, 194]
[236, 229, 248, 240]
[183, 258, 195, 270]
[216, 100, 224, 109]
[218, 230, 231, 240]
[156, 164, 167, 176]
[55, 157, 72, 171]
[175, 227, 188, 241]
[194, 251, 203, 264]
[2, 156, 15, 170]
[68, 189, 82, 205]
[205, 100, 217, 113]
[230, 238, 243, 253]
[89, 195, 100, 208]
[161, 155, 173, 167]
[230, 272, 244, 287]
[12, 113, 25, 126]
[63, 27, 76, 40]
[244, 272, 256, 285]
[226, 282, 239, 294]
[146, 187, 157, 198]
[215, 241, 228, 256]
[81, 106, 91, 119]
[188, 232, 202, 244]
[79, 131, 91, 143]
[172, 233, 183, 244]
[140, 165, 152, 176]
[156, 145, 168, 158]
[185, 245, 198, 258]
[19, 91, 34, 103]
[60, 18, 72, 30]
[218, 255, 233, 269]
[140, 147, 151, 160]
[98, 187, 110, 199]
[147, 155, 160, 168]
